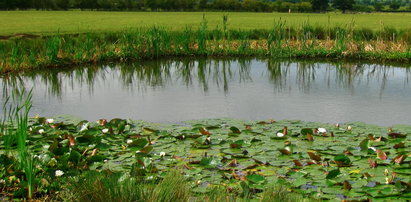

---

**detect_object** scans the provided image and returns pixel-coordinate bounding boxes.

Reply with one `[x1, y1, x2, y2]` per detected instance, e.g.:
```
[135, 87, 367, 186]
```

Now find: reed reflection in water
[1, 59, 411, 126]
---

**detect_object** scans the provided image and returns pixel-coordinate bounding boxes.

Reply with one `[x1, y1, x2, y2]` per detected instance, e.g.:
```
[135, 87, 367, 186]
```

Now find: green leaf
[247, 174, 265, 183]
[326, 169, 340, 179]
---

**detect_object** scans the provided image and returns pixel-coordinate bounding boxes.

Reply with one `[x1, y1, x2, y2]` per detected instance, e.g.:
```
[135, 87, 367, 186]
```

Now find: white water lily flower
[160, 152, 166, 157]
[43, 145, 50, 149]
[38, 129, 45, 134]
[317, 128, 327, 133]
[347, 126, 352, 131]
[102, 128, 109, 133]
[55, 170, 64, 177]
[126, 139, 133, 144]
[79, 123, 89, 132]
[29, 127, 33, 132]
[46, 119, 54, 124]
[276, 132, 285, 137]
[385, 177, 390, 184]
[335, 123, 340, 128]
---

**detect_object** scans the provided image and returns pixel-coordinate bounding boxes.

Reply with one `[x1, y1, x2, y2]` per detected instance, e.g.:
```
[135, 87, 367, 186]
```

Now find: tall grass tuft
[0, 89, 35, 199]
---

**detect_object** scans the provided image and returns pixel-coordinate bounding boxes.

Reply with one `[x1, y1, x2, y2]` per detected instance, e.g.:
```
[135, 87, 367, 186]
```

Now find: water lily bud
[46, 119, 54, 124]
[29, 127, 33, 132]
[126, 139, 133, 144]
[384, 169, 389, 176]
[368, 147, 377, 152]
[277, 132, 285, 137]
[55, 170, 64, 177]
[284, 146, 291, 152]
[102, 128, 109, 134]
[160, 152, 166, 157]
[38, 129, 45, 134]
[347, 126, 352, 131]
[385, 177, 390, 184]
[335, 123, 340, 128]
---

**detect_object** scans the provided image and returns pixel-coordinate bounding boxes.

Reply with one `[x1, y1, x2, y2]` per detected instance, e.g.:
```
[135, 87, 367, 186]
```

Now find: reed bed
[1, 21, 411, 73]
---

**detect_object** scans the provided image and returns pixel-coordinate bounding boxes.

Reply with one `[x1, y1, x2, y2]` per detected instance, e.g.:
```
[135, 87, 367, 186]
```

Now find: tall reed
[1, 89, 35, 199]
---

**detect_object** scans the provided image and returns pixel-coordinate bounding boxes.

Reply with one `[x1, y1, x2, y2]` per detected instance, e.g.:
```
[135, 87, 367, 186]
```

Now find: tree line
[1, 0, 410, 12]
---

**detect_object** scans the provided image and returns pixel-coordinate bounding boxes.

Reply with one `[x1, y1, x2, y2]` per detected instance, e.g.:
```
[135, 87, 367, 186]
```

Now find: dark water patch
[1, 58, 411, 126]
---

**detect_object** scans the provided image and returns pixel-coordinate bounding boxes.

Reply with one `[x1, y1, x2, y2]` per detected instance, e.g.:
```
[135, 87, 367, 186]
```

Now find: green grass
[60, 170, 313, 202]
[1, 25, 411, 73]
[1, 11, 411, 36]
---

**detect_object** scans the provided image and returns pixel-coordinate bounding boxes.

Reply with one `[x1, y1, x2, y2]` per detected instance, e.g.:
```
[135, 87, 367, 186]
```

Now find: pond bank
[1, 26, 411, 74]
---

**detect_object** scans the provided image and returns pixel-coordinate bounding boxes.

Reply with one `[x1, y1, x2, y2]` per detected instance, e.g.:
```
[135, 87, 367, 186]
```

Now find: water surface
[1, 59, 411, 126]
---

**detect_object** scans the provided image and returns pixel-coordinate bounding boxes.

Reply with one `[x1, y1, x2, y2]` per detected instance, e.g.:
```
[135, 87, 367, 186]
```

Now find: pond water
[1, 58, 411, 126]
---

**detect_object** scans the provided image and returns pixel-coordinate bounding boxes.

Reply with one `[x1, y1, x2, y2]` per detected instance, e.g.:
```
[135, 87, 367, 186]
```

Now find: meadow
[1, 11, 411, 36]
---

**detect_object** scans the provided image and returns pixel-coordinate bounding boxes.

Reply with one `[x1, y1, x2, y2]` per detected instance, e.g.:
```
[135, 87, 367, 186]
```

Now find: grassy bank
[1, 11, 411, 36]
[1, 21, 411, 73]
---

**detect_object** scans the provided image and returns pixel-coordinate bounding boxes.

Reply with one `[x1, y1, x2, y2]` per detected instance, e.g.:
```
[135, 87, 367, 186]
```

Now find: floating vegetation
[1, 116, 410, 200]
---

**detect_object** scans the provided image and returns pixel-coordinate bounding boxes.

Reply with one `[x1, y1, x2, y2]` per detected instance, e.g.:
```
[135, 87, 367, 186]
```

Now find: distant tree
[298, 1, 313, 12]
[373, 1, 383, 11]
[333, 0, 355, 13]
[198, 0, 208, 9]
[57, 0, 70, 10]
[16, 0, 31, 9]
[389, 0, 400, 10]
[311, 0, 328, 12]
[242, 0, 263, 12]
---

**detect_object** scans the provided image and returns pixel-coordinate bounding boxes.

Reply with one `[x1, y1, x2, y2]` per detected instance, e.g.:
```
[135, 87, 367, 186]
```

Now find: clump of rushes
[0, 89, 35, 199]
[1, 19, 411, 73]
[60, 169, 312, 202]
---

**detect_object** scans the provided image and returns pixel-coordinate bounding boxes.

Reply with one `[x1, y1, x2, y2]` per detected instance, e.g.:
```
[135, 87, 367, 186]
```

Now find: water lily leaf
[247, 174, 265, 183]
[129, 138, 149, 149]
[143, 127, 157, 134]
[69, 150, 81, 163]
[376, 149, 387, 160]
[88, 154, 106, 164]
[200, 157, 219, 168]
[308, 151, 321, 161]
[230, 140, 245, 149]
[393, 155, 406, 164]
[368, 158, 378, 168]
[326, 169, 340, 179]
[359, 138, 369, 151]
[293, 160, 303, 167]
[343, 181, 352, 190]
[278, 148, 292, 155]
[388, 133, 407, 138]
[393, 142, 405, 149]
[199, 127, 211, 135]
[230, 126, 241, 134]
[334, 155, 351, 167]
[307, 134, 314, 141]
[301, 128, 313, 136]
[139, 145, 153, 154]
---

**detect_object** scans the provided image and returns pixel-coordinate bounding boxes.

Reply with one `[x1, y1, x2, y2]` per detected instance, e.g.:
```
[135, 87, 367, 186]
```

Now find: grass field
[1, 11, 411, 35]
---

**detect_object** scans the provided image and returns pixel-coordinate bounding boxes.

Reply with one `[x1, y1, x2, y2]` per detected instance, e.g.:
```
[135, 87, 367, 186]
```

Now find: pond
[1, 58, 411, 126]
